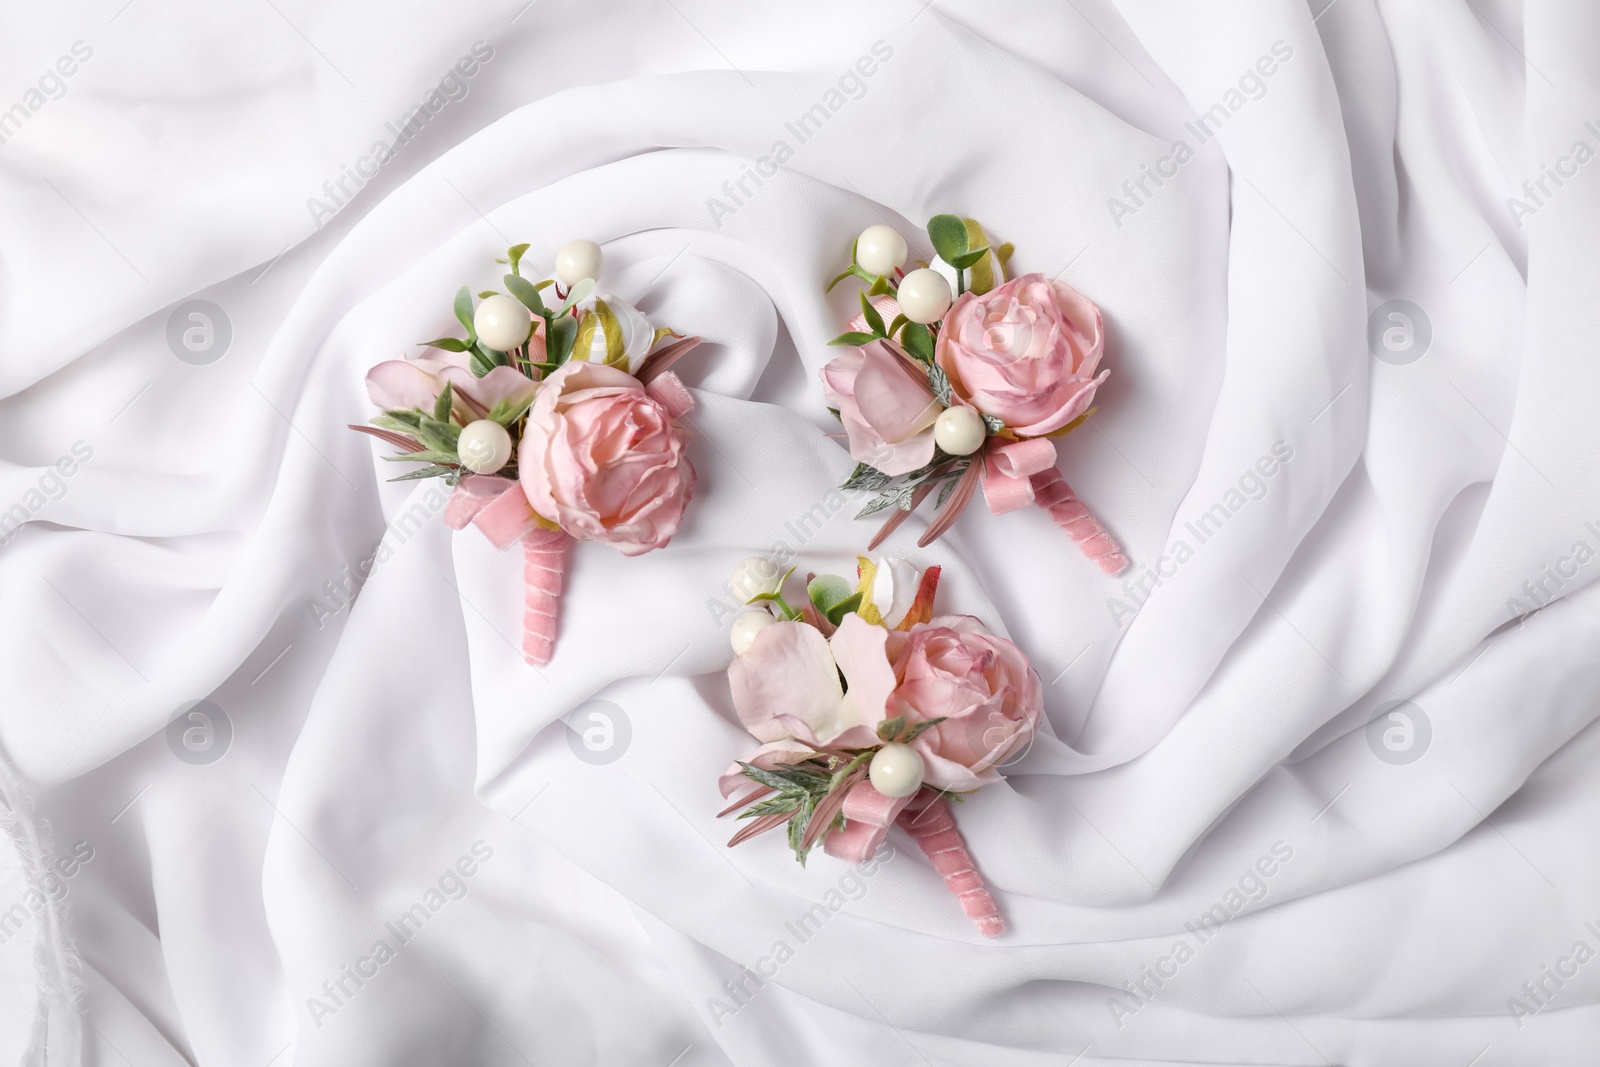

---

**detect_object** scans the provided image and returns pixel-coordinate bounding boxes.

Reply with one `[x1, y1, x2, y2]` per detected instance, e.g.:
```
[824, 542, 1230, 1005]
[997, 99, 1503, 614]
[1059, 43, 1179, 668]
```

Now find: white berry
[897, 268, 952, 324]
[474, 294, 532, 352]
[730, 610, 779, 655]
[456, 419, 513, 474]
[729, 556, 782, 603]
[934, 406, 986, 456]
[856, 225, 908, 277]
[555, 239, 603, 286]
[869, 743, 924, 798]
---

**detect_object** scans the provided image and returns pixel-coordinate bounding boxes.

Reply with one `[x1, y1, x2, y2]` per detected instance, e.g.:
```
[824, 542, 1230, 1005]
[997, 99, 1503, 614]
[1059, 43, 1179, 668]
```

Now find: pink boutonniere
[820, 216, 1128, 574]
[353, 240, 703, 665]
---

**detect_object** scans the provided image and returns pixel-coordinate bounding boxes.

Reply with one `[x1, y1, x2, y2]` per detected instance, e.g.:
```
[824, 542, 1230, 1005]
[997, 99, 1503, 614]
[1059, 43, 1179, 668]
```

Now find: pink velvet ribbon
[1029, 467, 1129, 576]
[979, 437, 1059, 515]
[823, 783, 1005, 938]
[443, 475, 572, 667]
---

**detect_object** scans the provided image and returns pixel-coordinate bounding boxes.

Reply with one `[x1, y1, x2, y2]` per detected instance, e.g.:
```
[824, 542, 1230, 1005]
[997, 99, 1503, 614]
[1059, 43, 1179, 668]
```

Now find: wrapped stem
[521, 528, 571, 666]
[1029, 468, 1128, 576]
[897, 790, 1004, 938]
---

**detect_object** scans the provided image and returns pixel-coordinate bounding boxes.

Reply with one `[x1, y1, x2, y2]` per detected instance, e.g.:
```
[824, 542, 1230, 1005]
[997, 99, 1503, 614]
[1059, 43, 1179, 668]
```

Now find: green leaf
[740, 795, 803, 819]
[739, 760, 830, 794]
[926, 361, 952, 406]
[375, 409, 426, 432]
[981, 413, 1004, 435]
[824, 268, 856, 293]
[558, 278, 595, 316]
[886, 314, 908, 340]
[927, 214, 969, 264]
[507, 243, 530, 276]
[948, 245, 990, 270]
[867, 273, 893, 296]
[877, 717, 906, 743]
[477, 290, 498, 299]
[788, 795, 815, 864]
[856, 486, 914, 518]
[828, 331, 878, 347]
[827, 750, 872, 793]
[432, 381, 453, 423]
[548, 315, 578, 364]
[420, 337, 470, 353]
[388, 464, 457, 482]
[487, 392, 535, 426]
[415, 416, 460, 454]
[901, 322, 934, 363]
[504, 273, 548, 316]
[858, 291, 885, 337]
[807, 573, 857, 621]
[902, 716, 946, 742]
[453, 286, 475, 337]
[840, 462, 894, 493]
[936, 472, 962, 507]
[381, 448, 458, 465]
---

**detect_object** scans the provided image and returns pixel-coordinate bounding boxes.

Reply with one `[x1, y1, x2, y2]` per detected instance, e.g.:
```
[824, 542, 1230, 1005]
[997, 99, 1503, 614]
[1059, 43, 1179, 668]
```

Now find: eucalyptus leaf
[858, 291, 885, 337]
[840, 462, 894, 493]
[828, 331, 877, 347]
[548, 315, 578, 364]
[381, 449, 458, 465]
[856, 486, 914, 518]
[807, 573, 856, 617]
[902, 716, 947, 742]
[507, 243, 530, 276]
[388, 464, 457, 482]
[453, 286, 475, 337]
[926, 214, 970, 263]
[504, 273, 547, 315]
[877, 716, 907, 743]
[558, 277, 595, 315]
[949, 245, 991, 270]
[926, 360, 953, 406]
[901, 322, 934, 363]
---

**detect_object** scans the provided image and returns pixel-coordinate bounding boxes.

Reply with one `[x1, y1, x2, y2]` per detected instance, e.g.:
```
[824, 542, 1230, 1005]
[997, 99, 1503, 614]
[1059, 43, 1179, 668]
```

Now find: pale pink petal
[366, 360, 441, 411]
[727, 621, 844, 744]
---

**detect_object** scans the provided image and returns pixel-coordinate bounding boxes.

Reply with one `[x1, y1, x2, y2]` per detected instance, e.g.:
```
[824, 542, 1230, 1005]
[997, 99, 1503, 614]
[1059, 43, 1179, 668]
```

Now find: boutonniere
[820, 217, 1127, 574]
[353, 240, 703, 665]
[717, 555, 1041, 937]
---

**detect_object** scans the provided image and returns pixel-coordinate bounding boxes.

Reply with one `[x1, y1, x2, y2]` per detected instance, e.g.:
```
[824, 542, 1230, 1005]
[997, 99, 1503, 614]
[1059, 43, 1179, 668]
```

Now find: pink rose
[518, 361, 695, 555]
[728, 613, 898, 749]
[935, 273, 1108, 437]
[820, 339, 941, 476]
[887, 614, 1042, 792]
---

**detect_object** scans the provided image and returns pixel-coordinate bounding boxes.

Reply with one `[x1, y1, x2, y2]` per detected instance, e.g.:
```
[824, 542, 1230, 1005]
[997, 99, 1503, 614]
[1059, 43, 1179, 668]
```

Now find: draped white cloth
[2, 0, 1597, 1063]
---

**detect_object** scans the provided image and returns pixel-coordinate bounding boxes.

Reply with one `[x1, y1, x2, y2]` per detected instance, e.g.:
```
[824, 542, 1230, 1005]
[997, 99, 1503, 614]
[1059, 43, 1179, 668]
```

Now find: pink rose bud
[518, 361, 695, 555]
[935, 273, 1109, 437]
